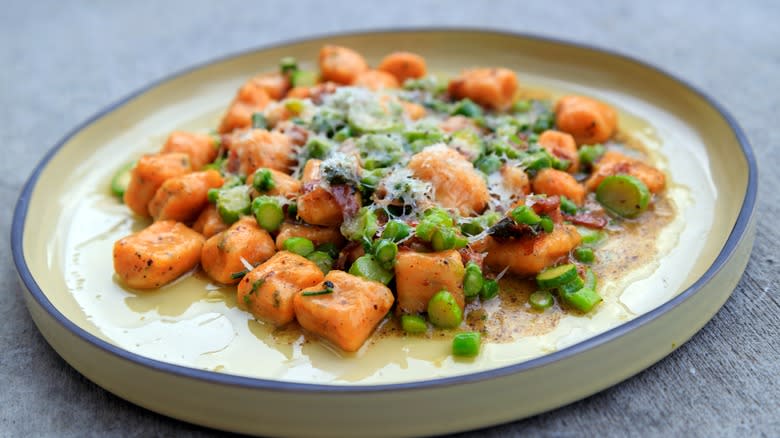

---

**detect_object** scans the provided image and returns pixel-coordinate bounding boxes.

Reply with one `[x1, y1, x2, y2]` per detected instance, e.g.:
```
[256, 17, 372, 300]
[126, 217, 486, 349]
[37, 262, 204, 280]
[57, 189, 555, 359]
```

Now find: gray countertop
[2, 0, 778, 436]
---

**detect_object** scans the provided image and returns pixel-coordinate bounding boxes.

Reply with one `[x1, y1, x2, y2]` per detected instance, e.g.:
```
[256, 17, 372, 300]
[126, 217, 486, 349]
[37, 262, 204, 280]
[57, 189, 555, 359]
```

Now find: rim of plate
[11, 28, 758, 394]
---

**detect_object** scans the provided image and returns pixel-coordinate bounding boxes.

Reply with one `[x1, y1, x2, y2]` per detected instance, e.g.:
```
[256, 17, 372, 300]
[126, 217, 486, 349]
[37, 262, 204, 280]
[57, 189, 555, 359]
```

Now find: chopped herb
[230, 270, 248, 280]
[250, 279, 265, 293]
[302, 281, 335, 296]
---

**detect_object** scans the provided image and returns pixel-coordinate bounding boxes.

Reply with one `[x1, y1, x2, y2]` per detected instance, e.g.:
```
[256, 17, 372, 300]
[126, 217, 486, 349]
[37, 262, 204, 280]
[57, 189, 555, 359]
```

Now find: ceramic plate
[12, 29, 756, 437]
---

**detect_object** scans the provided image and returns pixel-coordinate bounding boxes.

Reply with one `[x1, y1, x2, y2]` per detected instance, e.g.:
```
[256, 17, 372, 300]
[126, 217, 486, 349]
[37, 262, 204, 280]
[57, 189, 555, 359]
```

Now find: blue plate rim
[10, 27, 758, 394]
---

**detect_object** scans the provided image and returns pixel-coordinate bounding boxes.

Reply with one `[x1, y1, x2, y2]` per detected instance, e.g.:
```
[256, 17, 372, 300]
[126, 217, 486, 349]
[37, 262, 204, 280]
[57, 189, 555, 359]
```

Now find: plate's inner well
[25, 33, 730, 385]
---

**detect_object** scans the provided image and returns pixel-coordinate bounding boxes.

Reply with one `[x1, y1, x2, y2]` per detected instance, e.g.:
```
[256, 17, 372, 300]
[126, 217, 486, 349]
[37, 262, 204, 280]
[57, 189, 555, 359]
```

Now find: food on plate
[110, 44, 669, 356]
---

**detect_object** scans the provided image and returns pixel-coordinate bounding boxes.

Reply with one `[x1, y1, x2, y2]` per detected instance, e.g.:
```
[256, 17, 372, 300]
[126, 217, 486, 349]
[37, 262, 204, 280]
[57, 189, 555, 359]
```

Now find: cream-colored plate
[12, 30, 756, 437]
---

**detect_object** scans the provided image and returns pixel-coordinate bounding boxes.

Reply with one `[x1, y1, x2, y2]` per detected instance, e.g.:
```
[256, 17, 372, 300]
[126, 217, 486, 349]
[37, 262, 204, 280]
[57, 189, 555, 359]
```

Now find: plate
[11, 29, 757, 437]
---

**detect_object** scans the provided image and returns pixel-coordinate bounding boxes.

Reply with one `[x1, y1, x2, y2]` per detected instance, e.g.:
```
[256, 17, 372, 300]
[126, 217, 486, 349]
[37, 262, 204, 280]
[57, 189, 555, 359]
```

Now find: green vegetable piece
[303, 137, 332, 160]
[452, 332, 481, 357]
[222, 175, 244, 189]
[532, 111, 555, 133]
[349, 254, 393, 284]
[450, 130, 484, 161]
[381, 220, 411, 242]
[511, 99, 532, 113]
[207, 188, 220, 204]
[489, 140, 521, 159]
[521, 150, 553, 171]
[251, 112, 267, 130]
[578, 227, 607, 245]
[560, 287, 602, 312]
[431, 227, 456, 251]
[251, 196, 284, 232]
[574, 246, 596, 263]
[315, 242, 339, 258]
[402, 75, 447, 93]
[510, 205, 542, 226]
[475, 154, 502, 174]
[460, 220, 483, 237]
[558, 274, 585, 295]
[110, 161, 135, 198]
[286, 201, 298, 219]
[583, 267, 598, 290]
[579, 144, 605, 166]
[401, 315, 428, 334]
[427, 290, 463, 329]
[202, 157, 225, 172]
[252, 168, 276, 192]
[540, 216, 554, 233]
[216, 186, 251, 224]
[333, 125, 353, 141]
[416, 208, 454, 241]
[356, 134, 405, 169]
[536, 264, 578, 289]
[552, 157, 571, 171]
[479, 279, 499, 300]
[560, 196, 578, 215]
[306, 251, 334, 274]
[461, 212, 501, 236]
[529, 290, 554, 310]
[283, 237, 315, 257]
[463, 263, 484, 298]
[450, 99, 483, 118]
[279, 57, 298, 74]
[341, 207, 379, 242]
[373, 239, 398, 270]
[310, 108, 346, 136]
[291, 70, 318, 87]
[596, 174, 651, 218]
[403, 127, 445, 152]
[423, 207, 454, 226]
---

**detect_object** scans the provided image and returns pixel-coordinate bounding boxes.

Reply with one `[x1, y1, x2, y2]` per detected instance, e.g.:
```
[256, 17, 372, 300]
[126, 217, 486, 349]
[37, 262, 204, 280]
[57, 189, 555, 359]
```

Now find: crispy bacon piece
[563, 212, 608, 229]
[329, 184, 360, 218]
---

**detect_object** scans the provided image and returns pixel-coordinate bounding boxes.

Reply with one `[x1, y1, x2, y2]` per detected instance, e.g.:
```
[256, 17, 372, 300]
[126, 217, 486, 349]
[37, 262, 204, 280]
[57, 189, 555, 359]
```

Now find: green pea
[306, 251, 334, 274]
[540, 216, 554, 233]
[450, 99, 483, 118]
[381, 220, 411, 242]
[480, 279, 499, 301]
[574, 247, 596, 263]
[510, 205, 541, 226]
[452, 331, 481, 357]
[579, 144, 605, 166]
[401, 315, 427, 334]
[560, 196, 578, 215]
[463, 263, 484, 298]
[475, 154, 502, 174]
[315, 242, 339, 258]
[427, 290, 463, 329]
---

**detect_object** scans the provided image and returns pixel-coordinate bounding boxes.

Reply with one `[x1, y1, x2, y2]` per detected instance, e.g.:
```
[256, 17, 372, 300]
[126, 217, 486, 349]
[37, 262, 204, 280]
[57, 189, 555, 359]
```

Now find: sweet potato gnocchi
[111, 45, 668, 356]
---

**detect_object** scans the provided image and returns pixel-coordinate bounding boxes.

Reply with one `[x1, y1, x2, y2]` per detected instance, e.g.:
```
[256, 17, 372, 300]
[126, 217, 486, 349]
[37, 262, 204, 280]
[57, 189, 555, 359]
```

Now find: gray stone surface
[1, 0, 778, 436]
